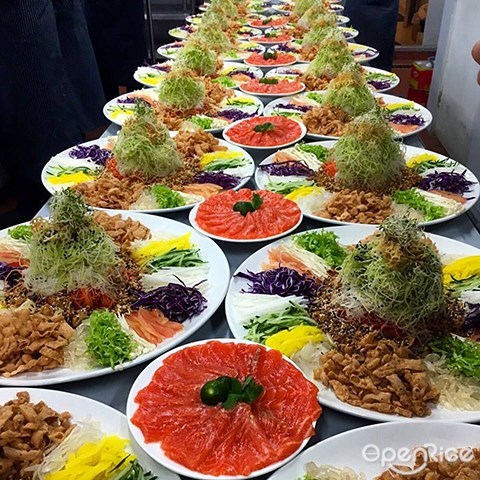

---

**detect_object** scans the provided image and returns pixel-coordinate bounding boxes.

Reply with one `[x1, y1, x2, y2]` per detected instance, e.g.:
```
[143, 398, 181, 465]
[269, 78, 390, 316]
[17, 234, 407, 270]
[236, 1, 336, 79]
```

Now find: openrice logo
[362, 443, 474, 475]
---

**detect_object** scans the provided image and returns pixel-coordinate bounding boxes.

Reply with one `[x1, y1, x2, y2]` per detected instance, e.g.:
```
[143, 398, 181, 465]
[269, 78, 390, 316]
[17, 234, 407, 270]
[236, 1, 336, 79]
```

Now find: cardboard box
[409, 60, 434, 91]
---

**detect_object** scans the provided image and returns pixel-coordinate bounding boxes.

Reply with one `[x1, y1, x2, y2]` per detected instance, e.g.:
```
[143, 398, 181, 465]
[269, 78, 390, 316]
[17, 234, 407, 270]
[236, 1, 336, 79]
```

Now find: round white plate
[254, 141, 480, 227]
[168, 24, 197, 40]
[0, 212, 230, 386]
[336, 14, 350, 25]
[236, 26, 264, 40]
[157, 41, 186, 59]
[223, 117, 307, 150]
[265, 64, 400, 93]
[269, 422, 480, 480]
[225, 225, 480, 422]
[103, 89, 264, 131]
[41, 137, 256, 213]
[133, 62, 173, 87]
[263, 92, 433, 139]
[127, 338, 318, 480]
[350, 42, 380, 63]
[238, 81, 305, 98]
[0, 388, 179, 480]
[188, 202, 303, 243]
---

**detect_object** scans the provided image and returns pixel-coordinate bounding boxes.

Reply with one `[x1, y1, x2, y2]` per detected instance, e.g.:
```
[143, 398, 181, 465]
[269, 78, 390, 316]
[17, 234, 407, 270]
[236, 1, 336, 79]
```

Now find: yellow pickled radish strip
[48, 172, 96, 185]
[265, 325, 324, 357]
[46, 435, 133, 480]
[443, 256, 480, 285]
[406, 153, 439, 169]
[200, 151, 244, 167]
[131, 233, 192, 265]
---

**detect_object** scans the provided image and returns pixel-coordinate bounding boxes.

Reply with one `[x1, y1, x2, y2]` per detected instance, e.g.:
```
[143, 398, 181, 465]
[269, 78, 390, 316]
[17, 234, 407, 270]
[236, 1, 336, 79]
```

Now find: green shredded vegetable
[113, 102, 183, 179]
[305, 92, 325, 104]
[244, 303, 315, 343]
[294, 0, 316, 16]
[85, 309, 135, 368]
[341, 216, 446, 340]
[47, 165, 99, 177]
[302, 14, 337, 46]
[333, 110, 404, 191]
[297, 142, 330, 162]
[213, 76, 236, 88]
[294, 231, 347, 268]
[157, 67, 206, 110]
[189, 115, 214, 129]
[430, 336, 480, 381]
[410, 158, 455, 174]
[393, 189, 446, 221]
[111, 458, 158, 480]
[149, 185, 185, 209]
[203, 156, 248, 171]
[146, 248, 204, 271]
[8, 224, 32, 240]
[174, 39, 217, 76]
[266, 179, 315, 195]
[446, 275, 480, 294]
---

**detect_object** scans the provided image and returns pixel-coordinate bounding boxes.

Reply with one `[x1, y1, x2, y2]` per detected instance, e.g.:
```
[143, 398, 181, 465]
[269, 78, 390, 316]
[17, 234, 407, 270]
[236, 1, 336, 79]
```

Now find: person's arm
[472, 41, 480, 85]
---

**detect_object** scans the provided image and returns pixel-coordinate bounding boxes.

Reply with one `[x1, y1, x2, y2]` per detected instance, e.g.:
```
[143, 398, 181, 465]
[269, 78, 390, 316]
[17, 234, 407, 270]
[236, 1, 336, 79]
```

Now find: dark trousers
[344, 0, 399, 71]
[0, 0, 105, 220]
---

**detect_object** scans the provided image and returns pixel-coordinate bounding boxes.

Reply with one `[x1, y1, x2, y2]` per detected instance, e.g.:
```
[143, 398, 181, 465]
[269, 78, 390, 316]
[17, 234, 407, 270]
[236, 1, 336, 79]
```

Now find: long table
[37, 122, 480, 478]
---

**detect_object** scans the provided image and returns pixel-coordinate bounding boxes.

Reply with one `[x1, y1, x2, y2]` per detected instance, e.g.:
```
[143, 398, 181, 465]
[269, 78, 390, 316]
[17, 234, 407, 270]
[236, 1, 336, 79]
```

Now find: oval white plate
[189, 202, 303, 243]
[103, 89, 264, 132]
[0, 388, 179, 480]
[127, 338, 318, 480]
[216, 62, 264, 89]
[225, 225, 480, 422]
[265, 64, 400, 93]
[263, 92, 433, 139]
[223, 117, 307, 149]
[269, 422, 480, 480]
[0, 212, 230, 386]
[41, 137, 255, 213]
[254, 141, 480, 227]
[133, 62, 173, 87]
[168, 24, 197, 40]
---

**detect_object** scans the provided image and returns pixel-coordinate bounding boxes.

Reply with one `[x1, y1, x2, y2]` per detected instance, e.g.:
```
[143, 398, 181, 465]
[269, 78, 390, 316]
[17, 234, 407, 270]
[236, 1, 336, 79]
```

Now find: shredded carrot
[70, 288, 116, 309]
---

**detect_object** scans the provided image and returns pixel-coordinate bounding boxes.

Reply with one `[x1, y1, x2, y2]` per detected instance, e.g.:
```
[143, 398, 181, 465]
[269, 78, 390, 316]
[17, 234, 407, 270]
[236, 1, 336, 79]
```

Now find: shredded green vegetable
[305, 91, 325, 104]
[25, 190, 119, 296]
[266, 179, 315, 195]
[8, 224, 32, 240]
[294, 231, 347, 268]
[47, 165, 99, 177]
[150, 185, 185, 209]
[410, 158, 455, 174]
[341, 216, 446, 340]
[333, 110, 404, 191]
[297, 142, 330, 162]
[203, 157, 248, 171]
[294, 0, 316, 16]
[447, 275, 480, 294]
[244, 303, 315, 343]
[85, 309, 135, 368]
[146, 248, 204, 272]
[111, 458, 158, 480]
[393, 189, 446, 221]
[430, 336, 480, 381]
[189, 115, 214, 129]
[302, 14, 337, 45]
[113, 102, 183, 179]
[175, 39, 217, 76]
[157, 67, 206, 110]
[193, 20, 233, 53]
[213, 76, 236, 88]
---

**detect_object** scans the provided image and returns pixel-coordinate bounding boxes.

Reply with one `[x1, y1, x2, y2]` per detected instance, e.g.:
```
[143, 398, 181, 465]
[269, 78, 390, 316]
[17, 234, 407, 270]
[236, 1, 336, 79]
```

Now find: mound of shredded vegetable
[113, 102, 183, 179]
[299, 6, 334, 30]
[333, 110, 404, 191]
[175, 39, 217, 76]
[24, 190, 119, 296]
[294, 0, 316, 16]
[341, 216, 446, 341]
[302, 18, 337, 47]
[157, 67, 206, 110]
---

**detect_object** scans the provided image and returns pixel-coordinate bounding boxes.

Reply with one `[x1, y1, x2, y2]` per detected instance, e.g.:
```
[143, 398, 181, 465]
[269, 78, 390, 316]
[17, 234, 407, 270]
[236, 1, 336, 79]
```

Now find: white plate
[223, 116, 307, 149]
[263, 92, 433, 139]
[103, 89, 264, 131]
[0, 212, 230, 386]
[336, 14, 350, 25]
[168, 24, 197, 40]
[41, 137, 255, 213]
[133, 62, 173, 87]
[236, 26, 264, 40]
[127, 338, 318, 480]
[225, 225, 480, 422]
[238, 81, 305, 98]
[0, 388, 179, 480]
[255, 141, 480, 227]
[188, 202, 303, 243]
[269, 422, 480, 480]
[265, 64, 400, 93]
[350, 42, 380, 63]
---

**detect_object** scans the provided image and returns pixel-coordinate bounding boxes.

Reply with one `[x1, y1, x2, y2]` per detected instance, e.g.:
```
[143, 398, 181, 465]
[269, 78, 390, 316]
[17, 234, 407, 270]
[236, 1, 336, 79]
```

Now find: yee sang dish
[0, 190, 214, 378]
[257, 112, 477, 225]
[193, 189, 302, 240]
[0, 391, 157, 479]
[229, 217, 480, 418]
[45, 103, 254, 211]
[240, 77, 305, 95]
[130, 341, 321, 476]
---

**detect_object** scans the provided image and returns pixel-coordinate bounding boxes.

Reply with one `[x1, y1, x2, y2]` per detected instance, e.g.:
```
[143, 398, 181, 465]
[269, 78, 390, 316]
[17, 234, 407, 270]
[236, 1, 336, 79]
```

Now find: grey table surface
[36, 123, 480, 478]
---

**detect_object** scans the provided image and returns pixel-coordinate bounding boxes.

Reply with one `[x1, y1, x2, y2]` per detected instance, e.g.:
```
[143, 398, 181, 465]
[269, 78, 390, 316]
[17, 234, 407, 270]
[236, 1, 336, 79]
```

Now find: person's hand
[472, 41, 480, 85]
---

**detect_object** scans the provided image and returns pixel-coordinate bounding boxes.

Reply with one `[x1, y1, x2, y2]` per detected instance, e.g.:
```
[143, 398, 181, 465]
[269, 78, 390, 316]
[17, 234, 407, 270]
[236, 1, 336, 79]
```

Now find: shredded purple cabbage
[464, 303, 480, 331]
[353, 48, 377, 58]
[260, 161, 313, 177]
[193, 171, 241, 189]
[418, 169, 474, 195]
[131, 282, 207, 323]
[276, 69, 301, 75]
[228, 69, 256, 79]
[216, 109, 257, 121]
[150, 64, 172, 73]
[118, 96, 149, 105]
[236, 267, 320, 298]
[388, 113, 425, 126]
[275, 43, 299, 53]
[276, 103, 312, 113]
[367, 79, 391, 90]
[69, 144, 112, 167]
[245, 46, 263, 53]
[0, 262, 23, 287]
